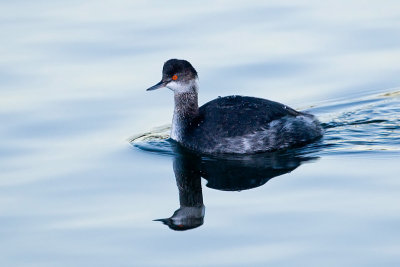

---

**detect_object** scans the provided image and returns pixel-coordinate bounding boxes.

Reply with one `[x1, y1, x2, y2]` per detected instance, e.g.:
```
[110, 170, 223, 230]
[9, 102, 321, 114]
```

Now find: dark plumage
[146, 59, 323, 154]
[162, 59, 197, 81]
[198, 95, 300, 138]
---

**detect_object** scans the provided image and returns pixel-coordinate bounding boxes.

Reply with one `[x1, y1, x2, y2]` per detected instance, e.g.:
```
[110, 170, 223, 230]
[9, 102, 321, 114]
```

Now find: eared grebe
[146, 59, 323, 154]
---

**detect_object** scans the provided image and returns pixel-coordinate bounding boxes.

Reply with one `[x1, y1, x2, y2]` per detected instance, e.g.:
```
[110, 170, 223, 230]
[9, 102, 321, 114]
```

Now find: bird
[146, 59, 323, 154]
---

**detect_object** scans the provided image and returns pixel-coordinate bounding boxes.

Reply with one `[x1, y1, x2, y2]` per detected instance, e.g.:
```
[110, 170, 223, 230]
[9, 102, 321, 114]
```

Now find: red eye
[172, 75, 178, 81]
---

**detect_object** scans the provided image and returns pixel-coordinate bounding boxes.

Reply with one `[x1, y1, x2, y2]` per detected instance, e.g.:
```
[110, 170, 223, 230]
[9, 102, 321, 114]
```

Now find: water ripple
[131, 89, 400, 157]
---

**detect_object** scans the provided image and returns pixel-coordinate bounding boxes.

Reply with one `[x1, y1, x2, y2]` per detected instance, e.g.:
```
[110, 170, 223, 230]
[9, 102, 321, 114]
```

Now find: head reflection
[154, 141, 318, 231]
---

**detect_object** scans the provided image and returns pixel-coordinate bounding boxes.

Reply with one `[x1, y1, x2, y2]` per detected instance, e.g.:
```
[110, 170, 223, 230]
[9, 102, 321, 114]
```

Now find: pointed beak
[146, 80, 167, 91]
[153, 218, 170, 225]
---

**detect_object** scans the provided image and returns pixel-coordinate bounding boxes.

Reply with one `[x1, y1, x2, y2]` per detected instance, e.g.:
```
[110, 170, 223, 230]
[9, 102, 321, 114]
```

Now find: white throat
[167, 79, 198, 94]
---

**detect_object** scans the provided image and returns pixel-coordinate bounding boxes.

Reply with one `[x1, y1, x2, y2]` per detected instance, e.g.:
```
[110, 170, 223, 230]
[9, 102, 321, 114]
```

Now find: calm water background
[1, 0, 400, 266]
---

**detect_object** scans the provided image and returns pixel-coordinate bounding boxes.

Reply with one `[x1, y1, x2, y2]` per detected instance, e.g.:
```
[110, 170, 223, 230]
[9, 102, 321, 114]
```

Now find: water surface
[1, 1, 400, 266]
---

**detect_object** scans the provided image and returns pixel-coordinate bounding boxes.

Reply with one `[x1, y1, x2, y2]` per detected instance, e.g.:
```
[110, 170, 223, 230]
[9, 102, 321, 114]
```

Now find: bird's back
[176, 96, 322, 154]
[196, 95, 301, 138]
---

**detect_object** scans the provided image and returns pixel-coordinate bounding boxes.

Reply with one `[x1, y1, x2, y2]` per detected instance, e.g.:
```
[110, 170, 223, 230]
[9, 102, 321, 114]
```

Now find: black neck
[173, 91, 199, 120]
[171, 87, 199, 142]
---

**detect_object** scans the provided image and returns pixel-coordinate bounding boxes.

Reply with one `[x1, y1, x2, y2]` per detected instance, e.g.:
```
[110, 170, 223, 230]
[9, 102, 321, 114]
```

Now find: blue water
[1, 1, 400, 266]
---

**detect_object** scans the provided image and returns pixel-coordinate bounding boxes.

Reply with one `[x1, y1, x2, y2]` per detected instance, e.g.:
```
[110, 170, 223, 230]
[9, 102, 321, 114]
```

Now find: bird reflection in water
[154, 150, 204, 231]
[154, 141, 319, 231]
